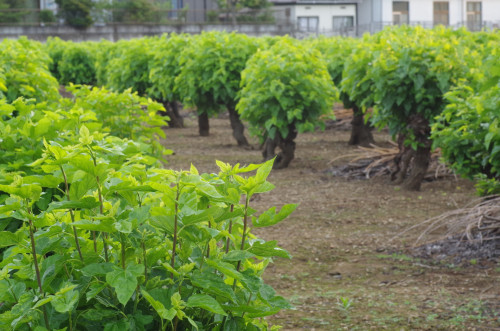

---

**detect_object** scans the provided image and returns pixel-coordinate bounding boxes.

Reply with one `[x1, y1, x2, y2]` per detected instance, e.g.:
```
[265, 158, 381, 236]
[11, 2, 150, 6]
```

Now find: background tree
[237, 38, 336, 168]
[432, 32, 500, 195]
[310, 36, 374, 147]
[176, 32, 261, 145]
[109, 0, 155, 23]
[361, 26, 471, 190]
[148, 33, 192, 128]
[55, 0, 94, 29]
[105, 38, 156, 96]
[0, 0, 28, 23]
[0, 37, 59, 103]
[216, 0, 270, 25]
[57, 43, 97, 85]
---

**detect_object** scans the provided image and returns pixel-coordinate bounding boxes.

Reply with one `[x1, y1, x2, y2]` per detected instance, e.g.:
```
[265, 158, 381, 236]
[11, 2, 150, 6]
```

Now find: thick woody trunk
[227, 107, 249, 147]
[261, 125, 297, 169]
[391, 115, 432, 191]
[403, 143, 431, 191]
[348, 105, 374, 147]
[160, 101, 184, 128]
[198, 112, 210, 136]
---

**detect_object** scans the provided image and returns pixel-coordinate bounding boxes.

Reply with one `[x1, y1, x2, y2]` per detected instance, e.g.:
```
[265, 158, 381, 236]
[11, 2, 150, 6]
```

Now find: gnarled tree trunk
[391, 115, 432, 191]
[198, 112, 209, 136]
[348, 105, 374, 147]
[160, 101, 184, 128]
[227, 107, 249, 147]
[261, 124, 298, 169]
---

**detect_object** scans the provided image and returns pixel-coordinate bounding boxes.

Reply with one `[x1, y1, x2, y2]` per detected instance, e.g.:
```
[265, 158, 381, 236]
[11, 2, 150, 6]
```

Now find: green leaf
[72, 218, 117, 233]
[0, 184, 42, 201]
[47, 196, 100, 212]
[81, 263, 115, 277]
[79, 124, 93, 145]
[256, 158, 275, 183]
[190, 271, 237, 303]
[69, 173, 97, 200]
[106, 267, 138, 306]
[141, 289, 176, 321]
[0, 231, 19, 248]
[86, 283, 107, 302]
[182, 175, 223, 198]
[223, 250, 256, 261]
[82, 308, 120, 321]
[187, 294, 227, 316]
[181, 207, 225, 226]
[205, 259, 242, 281]
[253, 204, 297, 228]
[248, 240, 291, 259]
[51, 288, 79, 313]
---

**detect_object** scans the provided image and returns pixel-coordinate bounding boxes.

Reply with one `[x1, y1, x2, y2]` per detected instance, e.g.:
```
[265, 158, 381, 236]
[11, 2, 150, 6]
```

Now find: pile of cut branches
[404, 196, 500, 263]
[328, 142, 453, 181]
[324, 107, 353, 130]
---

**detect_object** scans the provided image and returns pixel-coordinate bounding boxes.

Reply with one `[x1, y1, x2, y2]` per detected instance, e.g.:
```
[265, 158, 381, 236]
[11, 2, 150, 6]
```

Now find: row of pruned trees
[41, 27, 500, 192]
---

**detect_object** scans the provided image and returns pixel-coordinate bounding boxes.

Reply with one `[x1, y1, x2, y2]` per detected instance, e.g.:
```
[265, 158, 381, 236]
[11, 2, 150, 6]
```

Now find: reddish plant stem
[59, 165, 84, 261]
[170, 186, 180, 279]
[27, 209, 50, 329]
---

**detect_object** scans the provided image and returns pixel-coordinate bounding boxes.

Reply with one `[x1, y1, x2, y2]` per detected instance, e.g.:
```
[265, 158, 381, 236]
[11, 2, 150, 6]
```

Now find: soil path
[162, 112, 500, 330]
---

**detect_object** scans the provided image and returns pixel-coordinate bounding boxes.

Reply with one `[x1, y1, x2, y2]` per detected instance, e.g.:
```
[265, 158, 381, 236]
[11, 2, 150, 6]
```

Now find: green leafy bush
[106, 38, 156, 96]
[0, 87, 167, 177]
[44, 37, 69, 81]
[309, 36, 373, 146]
[237, 37, 336, 168]
[432, 35, 500, 195]
[0, 98, 293, 329]
[175, 32, 261, 143]
[148, 33, 192, 128]
[0, 38, 59, 103]
[66, 85, 167, 158]
[94, 40, 120, 87]
[344, 26, 472, 190]
[58, 44, 97, 85]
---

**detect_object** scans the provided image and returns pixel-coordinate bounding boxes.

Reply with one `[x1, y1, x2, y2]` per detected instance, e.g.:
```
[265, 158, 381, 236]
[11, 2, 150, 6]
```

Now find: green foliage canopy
[237, 37, 336, 141]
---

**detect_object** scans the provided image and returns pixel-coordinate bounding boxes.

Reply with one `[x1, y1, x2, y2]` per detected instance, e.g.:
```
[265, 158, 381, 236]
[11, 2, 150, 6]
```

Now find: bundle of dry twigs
[406, 196, 500, 245]
[328, 142, 453, 180]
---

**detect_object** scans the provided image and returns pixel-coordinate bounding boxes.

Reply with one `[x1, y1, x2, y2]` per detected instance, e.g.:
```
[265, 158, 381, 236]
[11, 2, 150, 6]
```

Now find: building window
[434, 2, 449, 26]
[298, 16, 319, 32]
[332, 16, 354, 31]
[393, 1, 409, 25]
[467, 1, 482, 31]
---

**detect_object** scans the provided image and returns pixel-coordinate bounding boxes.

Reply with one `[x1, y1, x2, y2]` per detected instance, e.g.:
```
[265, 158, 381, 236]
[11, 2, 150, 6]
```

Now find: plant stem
[68, 311, 73, 331]
[170, 185, 180, 279]
[225, 205, 234, 254]
[60, 165, 84, 261]
[120, 233, 126, 269]
[102, 234, 109, 262]
[206, 221, 211, 258]
[233, 197, 249, 291]
[92, 230, 97, 253]
[142, 239, 147, 283]
[236, 196, 250, 272]
[27, 208, 50, 329]
[89, 146, 109, 262]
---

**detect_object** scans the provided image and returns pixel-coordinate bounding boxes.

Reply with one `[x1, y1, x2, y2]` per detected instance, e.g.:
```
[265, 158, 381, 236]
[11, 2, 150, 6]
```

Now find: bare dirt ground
[162, 111, 500, 330]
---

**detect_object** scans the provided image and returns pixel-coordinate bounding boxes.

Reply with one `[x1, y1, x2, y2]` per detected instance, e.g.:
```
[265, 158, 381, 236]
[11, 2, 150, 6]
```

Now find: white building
[272, 1, 360, 36]
[271, 0, 500, 36]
